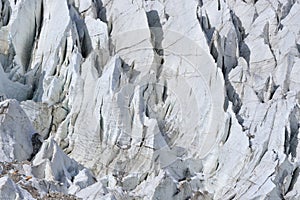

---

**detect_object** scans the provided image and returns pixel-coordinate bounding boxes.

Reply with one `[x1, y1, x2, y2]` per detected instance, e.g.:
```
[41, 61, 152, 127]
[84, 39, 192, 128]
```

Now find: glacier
[0, 0, 300, 199]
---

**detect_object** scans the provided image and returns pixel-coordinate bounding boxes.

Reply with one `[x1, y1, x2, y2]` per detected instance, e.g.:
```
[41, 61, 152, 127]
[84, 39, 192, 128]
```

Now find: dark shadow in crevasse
[93, 0, 107, 23]
[146, 10, 164, 56]
[69, 6, 93, 58]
